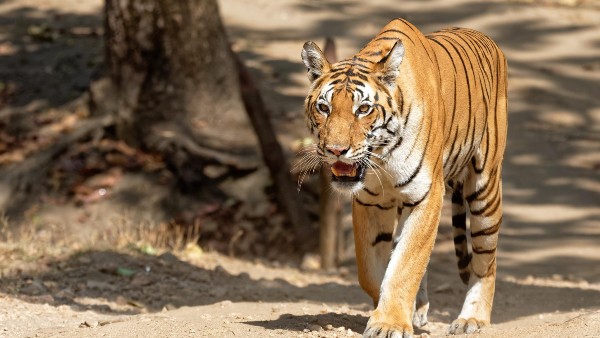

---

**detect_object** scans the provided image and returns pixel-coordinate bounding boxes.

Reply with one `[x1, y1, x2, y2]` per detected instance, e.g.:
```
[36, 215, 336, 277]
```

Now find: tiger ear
[301, 41, 331, 82]
[377, 40, 405, 88]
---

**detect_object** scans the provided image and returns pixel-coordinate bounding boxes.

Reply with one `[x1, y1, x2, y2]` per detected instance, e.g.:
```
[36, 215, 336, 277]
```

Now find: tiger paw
[412, 302, 429, 328]
[447, 317, 489, 335]
[363, 321, 413, 338]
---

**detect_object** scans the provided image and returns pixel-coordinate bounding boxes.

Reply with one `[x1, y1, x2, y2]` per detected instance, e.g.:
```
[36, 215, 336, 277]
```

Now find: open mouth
[331, 161, 366, 182]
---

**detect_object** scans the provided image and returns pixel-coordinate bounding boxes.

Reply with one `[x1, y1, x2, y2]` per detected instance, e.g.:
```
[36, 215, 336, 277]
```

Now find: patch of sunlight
[501, 245, 599, 268]
[510, 154, 543, 166]
[501, 226, 545, 236]
[504, 187, 537, 198]
[500, 274, 600, 291]
[539, 110, 586, 128]
[563, 152, 600, 170]
[503, 203, 600, 223]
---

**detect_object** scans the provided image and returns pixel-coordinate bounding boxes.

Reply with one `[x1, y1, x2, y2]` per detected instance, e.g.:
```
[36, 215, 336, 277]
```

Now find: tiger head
[301, 40, 406, 193]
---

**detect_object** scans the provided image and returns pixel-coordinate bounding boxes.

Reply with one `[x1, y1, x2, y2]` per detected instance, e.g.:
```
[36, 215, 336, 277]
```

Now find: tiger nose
[325, 145, 349, 157]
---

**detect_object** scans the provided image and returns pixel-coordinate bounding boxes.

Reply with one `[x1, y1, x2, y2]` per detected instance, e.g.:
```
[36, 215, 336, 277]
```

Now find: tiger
[300, 18, 507, 337]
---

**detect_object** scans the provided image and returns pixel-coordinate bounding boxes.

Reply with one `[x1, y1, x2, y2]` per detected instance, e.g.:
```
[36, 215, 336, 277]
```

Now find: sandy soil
[1, 0, 599, 337]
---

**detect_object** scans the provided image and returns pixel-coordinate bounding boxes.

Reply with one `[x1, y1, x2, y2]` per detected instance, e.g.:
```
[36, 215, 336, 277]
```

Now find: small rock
[130, 274, 153, 287]
[336, 326, 346, 332]
[86, 280, 117, 291]
[81, 320, 99, 328]
[303, 329, 310, 333]
[237, 272, 250, 280]
[214, 265, 227, 275]
[219, 300, 232, 307]
[157, 252, 179, 265]
[78, 256, 92, 264]
[308, 324, 323, 332]
[162, 303, 177, 311]
[300, 253, 321, 271]
[325, 324, 334, 331]
[42, 280, 58, 290]
[20, 280, 46, 296]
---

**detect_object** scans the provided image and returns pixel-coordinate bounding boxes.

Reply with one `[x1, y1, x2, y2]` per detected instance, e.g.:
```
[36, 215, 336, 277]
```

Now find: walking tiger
[301, 18, 507, 337]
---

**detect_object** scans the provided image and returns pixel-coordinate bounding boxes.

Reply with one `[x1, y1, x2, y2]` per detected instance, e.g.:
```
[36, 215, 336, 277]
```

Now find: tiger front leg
[398, 207, 429, 329]
[352, 196, 399, 306]
[363, 184, 443, 338]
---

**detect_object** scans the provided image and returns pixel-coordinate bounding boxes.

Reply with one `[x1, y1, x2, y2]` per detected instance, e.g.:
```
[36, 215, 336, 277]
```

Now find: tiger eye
[318, 103, 330, 113]
[358, 104, 370, 114]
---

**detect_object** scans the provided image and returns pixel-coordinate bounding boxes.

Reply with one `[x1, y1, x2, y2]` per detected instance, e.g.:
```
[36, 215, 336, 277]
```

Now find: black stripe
[454, 234, 467, 245]
[351, 79, 365, 86]
[355, 198, 395, 210]
[451, 188, 464, 205]
[394, 158, 422, 188]
[377, 28, 405, 36]
[352, 56, 374, 64]
[330, 72, 344, 79]
[382, 136, 403, 158]
[465, 171, 495, 203]
[470, 187, 500, 216]
[362, 187, 379, 196]
[403, 186, 430, 207]
[375, 36, 401, 41]
[452, 213, 467, 230]
[364, 50, 383, 57]
[471, 217, 502, 238]
[354, 73, 368, 81]
[355, 87, 364, 97]
[457, 252, 472, 269]
[460, 271, 470, 285]
[403, 103, 412, 128]
[372, 232, 393, 246]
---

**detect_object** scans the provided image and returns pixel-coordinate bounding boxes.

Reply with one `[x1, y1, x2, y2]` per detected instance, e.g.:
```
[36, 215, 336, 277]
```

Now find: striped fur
[301, 19, 507, 337]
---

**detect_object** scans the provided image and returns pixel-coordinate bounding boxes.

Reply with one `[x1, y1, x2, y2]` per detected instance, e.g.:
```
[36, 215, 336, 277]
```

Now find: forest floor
[1, 0, 600, 337]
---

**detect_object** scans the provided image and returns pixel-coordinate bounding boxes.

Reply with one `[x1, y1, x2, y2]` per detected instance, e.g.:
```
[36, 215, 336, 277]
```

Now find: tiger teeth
[331, 165, 357, 177]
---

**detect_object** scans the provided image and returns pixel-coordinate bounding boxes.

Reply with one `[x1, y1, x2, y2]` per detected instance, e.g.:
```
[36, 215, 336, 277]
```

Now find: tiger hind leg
[451, 184, 472, 284]
[448, 165, 502, 335]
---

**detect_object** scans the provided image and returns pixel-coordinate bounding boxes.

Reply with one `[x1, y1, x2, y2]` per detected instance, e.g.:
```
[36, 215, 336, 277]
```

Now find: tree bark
[236, 56, 312, 241]
[104, 0, 258, 172]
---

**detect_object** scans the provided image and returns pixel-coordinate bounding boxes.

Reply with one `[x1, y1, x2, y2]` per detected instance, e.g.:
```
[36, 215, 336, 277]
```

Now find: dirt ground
[1, 0, 599, 337]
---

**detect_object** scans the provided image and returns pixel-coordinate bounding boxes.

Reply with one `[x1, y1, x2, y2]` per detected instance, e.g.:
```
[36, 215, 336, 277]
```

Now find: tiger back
[301, 18, 507, 337]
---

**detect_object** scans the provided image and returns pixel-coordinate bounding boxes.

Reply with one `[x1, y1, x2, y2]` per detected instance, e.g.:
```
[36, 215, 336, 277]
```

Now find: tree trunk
[102, 0, 311, 237]
[104, 0, 259, 174]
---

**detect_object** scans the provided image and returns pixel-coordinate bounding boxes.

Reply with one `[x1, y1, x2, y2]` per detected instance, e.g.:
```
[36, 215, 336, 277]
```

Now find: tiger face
[301, 41, 406, 193]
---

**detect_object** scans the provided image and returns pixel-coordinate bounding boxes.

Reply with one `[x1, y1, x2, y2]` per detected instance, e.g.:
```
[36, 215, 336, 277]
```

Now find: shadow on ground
[1, 249, 599, 329]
